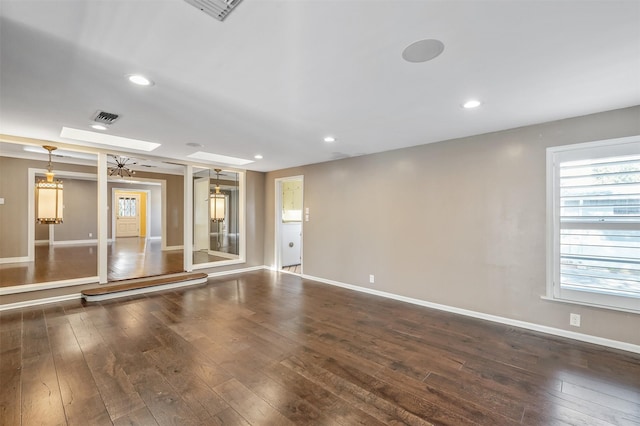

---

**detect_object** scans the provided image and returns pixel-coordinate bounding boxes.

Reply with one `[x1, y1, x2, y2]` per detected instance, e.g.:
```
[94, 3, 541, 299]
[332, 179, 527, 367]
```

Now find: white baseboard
[52, 239, 97, 246]
[206, 265, 266, 278]
[208, 250, 236, 259]
[301, 273, 640, 355]
[35, 240, 49, 245]
[0, 256, 30, 265]
[0, 294, 81, 311]
[164, 245, 184, 251]
[0, 276, 100, 296]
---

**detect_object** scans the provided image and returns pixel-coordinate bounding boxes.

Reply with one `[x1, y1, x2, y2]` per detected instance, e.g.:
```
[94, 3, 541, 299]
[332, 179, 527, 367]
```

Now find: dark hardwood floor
[1, 270, 639, 425]
[0, 238, 230, 288]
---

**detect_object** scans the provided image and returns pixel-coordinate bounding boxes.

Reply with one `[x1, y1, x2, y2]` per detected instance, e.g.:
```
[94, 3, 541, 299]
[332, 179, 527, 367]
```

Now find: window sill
[540, 295, 640, 315]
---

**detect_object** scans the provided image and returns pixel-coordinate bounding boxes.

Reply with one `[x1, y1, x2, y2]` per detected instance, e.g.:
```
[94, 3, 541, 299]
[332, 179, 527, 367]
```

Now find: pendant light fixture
[210, 168, 226, 223]
[36, 145, 64, 224]
[108, 155, 137, 178]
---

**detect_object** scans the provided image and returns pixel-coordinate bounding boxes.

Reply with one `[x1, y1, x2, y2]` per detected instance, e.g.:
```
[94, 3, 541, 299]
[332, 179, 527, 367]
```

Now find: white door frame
[109, 179, 164, 246]
[274, 175, 304, 272]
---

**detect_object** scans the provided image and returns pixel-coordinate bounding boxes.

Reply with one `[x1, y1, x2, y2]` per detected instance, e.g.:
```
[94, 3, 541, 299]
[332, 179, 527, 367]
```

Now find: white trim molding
[0, 276, 100, 295]
[206, 265, 265, 278]
[52, 239, 98, 246]
[0, 256, 30, 265]
[301, 273, 640, 355]
[0, 294, 82, 311]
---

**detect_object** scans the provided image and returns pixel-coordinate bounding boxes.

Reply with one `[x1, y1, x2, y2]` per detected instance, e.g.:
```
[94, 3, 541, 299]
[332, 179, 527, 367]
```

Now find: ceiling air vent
[183, 0, 243, 21]
[93, 111, 120, 125]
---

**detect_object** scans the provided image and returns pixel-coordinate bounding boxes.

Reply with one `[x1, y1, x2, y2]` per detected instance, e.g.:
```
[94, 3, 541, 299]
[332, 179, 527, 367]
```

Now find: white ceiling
[1, 0, 639, 172]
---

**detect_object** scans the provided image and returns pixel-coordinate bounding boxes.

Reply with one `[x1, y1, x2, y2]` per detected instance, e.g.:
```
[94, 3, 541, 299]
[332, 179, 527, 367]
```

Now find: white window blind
[548, 137, 640, 312]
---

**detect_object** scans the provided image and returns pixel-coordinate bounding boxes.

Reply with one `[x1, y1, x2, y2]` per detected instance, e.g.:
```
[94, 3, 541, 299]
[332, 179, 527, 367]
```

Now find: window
[118, 197, 137, 217]
[547, 136, 640, 312]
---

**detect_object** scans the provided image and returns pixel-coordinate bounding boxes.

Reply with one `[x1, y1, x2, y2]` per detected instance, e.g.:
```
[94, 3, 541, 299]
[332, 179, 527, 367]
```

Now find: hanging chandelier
[36, 145, 64, 224]
[108, 155, 137, 178]
[210, 168, 226, 223]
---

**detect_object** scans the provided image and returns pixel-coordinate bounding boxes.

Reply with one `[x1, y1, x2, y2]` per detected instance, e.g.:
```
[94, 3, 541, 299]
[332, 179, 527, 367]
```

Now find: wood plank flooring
[0, 238, 226, 288]
[1, 270, 639, 425]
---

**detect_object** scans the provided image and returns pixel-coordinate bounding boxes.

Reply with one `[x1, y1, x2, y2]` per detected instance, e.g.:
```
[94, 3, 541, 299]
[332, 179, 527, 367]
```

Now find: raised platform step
[82, 272, 209, 302]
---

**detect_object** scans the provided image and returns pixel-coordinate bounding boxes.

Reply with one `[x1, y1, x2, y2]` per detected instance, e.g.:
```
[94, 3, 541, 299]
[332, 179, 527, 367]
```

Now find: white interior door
[116, 193, 140, 237]
[194, 177, 209, 251]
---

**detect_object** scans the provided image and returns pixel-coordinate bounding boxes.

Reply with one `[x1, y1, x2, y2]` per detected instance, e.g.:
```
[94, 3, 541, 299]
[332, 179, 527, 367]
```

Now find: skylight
[187, 151, 254, 166]
[60, 127, 161, 152]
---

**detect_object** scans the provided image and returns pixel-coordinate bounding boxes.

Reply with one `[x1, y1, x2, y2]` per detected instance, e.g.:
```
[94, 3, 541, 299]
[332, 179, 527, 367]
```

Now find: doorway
[275, 176, 303, 274]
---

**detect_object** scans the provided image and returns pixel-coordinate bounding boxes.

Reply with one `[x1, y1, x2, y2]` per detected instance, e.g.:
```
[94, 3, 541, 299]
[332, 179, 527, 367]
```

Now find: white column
[183, 164, 193, 272]
[97, 152, 108, 283]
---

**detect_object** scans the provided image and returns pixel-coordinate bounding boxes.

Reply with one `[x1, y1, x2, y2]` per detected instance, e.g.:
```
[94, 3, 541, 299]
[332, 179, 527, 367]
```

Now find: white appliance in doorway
[281, 222, 301, 267]
[275, 176, 304, 271]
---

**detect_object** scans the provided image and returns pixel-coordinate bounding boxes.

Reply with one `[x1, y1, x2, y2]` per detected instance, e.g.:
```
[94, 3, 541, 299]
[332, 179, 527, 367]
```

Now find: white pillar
[183, 164, 193, 272]
[97, 152, 108, 283]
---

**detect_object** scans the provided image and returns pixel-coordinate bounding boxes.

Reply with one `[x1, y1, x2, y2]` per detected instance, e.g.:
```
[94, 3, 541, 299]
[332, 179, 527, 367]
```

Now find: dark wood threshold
[82, 272, 208, 302]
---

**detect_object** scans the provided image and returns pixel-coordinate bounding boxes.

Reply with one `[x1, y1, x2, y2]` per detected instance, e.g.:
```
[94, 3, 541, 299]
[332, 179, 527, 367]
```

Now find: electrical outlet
[570, 313, 581, 327]
[369, 274, 375, 284]
[89, 233, 92, 238]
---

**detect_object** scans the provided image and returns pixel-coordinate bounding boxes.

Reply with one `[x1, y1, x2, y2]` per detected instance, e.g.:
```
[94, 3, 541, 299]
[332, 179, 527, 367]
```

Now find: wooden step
[82, 272, 209, 302]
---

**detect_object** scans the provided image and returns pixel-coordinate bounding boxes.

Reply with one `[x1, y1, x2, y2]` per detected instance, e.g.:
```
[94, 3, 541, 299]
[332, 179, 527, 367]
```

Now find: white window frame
[546, 135, 640, 314]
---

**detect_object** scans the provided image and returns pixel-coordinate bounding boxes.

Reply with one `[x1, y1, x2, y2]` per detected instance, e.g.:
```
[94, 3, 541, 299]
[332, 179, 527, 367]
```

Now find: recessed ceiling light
[91, 124, 107, 131]
[324, 136, 336, 143]
[186, 142, 204, 148]
[127, 74, 154, 86]
[254, 154, 263, 160]
[402, 39, 445, 63]
[187, 151, 254, 166]
[60, 127, 161, 151]
[463, 100, 482, 109]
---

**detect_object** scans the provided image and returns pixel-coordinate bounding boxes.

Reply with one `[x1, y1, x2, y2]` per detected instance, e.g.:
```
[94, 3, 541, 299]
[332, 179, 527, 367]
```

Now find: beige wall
[130, 170, 184, 247]
[52, 178, 98, 241]
[264, 106, 640, 346]
[0, 156, 97, 258]
[0, 155, 30, 257]
[246, 171, 265, 267]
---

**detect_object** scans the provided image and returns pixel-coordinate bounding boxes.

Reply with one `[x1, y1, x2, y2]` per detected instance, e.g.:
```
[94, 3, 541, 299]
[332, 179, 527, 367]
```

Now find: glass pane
[192, 168, 242, 266]
[558, 151, 640, 298]
[560, 153, 640, 222]
[559, 229, 640, 297]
